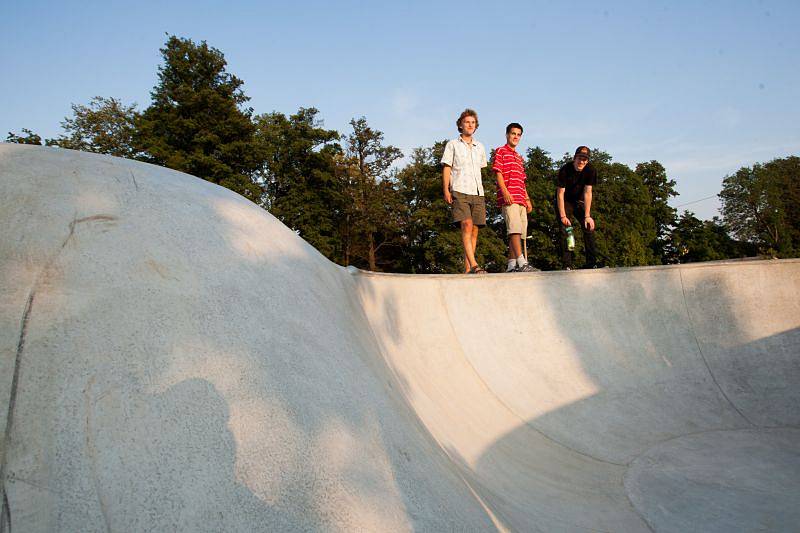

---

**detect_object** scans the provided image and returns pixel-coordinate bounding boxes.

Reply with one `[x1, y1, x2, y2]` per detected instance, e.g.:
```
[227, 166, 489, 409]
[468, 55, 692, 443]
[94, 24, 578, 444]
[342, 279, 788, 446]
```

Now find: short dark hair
[506, 123, 523, 134]
[457, 109, 479, 133]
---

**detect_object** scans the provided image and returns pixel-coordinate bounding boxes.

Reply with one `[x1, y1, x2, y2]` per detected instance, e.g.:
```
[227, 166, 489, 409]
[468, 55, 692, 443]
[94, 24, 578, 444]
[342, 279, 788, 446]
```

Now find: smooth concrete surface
[1, 144, 798, 532]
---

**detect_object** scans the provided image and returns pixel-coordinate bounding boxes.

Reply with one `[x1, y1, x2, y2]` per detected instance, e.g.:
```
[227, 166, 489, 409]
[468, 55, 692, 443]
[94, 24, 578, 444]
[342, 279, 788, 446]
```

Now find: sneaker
[517, 264, 539, 272]
[506, 266, 519, 273]
[563, 266, 573, 271]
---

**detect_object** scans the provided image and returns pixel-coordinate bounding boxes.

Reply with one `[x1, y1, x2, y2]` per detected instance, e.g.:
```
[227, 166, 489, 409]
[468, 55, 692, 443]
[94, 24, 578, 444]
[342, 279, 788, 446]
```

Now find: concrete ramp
[1, 144, 798, 532]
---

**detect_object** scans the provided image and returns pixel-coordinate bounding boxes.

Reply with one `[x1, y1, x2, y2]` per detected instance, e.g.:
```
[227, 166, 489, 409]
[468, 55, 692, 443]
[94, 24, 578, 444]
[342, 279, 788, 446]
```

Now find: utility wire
[674, 194, 717, 208]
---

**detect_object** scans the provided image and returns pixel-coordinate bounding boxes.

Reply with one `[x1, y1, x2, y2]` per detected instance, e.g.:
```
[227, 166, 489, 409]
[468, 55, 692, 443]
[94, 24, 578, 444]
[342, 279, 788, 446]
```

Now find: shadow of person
[86, 375, 308, 532]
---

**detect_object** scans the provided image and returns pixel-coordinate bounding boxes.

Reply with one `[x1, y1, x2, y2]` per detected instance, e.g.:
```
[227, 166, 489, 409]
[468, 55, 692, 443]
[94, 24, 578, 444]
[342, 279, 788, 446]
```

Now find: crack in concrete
[1, 480, 10, 533]
[0, 289, 35, 533]
[0, 213, 117, 533]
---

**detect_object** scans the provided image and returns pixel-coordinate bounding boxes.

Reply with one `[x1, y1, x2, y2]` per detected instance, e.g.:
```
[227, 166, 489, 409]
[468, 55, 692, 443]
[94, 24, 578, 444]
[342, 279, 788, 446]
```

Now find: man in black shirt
[555, 146, 598, 269]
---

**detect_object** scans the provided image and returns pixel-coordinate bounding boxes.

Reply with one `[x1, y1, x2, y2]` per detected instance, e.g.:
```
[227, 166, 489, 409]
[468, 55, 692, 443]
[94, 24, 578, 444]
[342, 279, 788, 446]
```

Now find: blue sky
[3, 0, 799, 219]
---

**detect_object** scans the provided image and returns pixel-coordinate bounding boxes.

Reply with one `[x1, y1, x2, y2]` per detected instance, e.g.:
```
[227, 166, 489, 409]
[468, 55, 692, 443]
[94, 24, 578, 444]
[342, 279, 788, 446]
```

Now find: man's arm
[583, 185, 594, 230]
[557, 187, 570, 226]
[524, 184, 532, 213]
[443, 165, 453, 204]
[495, 171, 513, 205]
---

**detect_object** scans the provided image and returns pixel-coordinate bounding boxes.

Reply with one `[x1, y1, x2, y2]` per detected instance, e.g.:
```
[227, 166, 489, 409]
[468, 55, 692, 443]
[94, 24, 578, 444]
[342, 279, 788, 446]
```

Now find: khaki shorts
[502, 203, 528, 235]
[451, 191, 486, 226]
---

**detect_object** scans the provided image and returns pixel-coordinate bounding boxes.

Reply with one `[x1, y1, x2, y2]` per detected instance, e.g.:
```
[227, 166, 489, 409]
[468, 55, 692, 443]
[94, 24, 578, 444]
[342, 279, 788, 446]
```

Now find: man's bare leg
[461, 220, 478, 272]
[509, 233, 522, 259]
[471, 225, 479, 265]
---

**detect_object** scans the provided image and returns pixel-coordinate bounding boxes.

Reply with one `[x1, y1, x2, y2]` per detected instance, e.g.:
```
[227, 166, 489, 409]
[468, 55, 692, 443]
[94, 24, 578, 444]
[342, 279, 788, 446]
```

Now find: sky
[2, 0, 799, 220]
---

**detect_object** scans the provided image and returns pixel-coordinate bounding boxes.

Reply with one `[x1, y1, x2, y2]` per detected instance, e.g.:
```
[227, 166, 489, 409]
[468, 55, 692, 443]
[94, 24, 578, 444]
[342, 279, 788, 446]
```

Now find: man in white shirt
[441, 109, 489, 274]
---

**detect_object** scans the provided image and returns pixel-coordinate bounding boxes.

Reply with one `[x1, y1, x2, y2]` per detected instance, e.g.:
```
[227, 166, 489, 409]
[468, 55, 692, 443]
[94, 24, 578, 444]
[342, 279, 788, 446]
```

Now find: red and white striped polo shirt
[492, 144, 527, 206]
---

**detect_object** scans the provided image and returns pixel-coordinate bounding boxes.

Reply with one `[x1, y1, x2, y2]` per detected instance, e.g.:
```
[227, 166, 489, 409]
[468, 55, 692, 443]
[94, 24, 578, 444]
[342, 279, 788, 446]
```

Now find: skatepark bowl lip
[1, 144, 799, 532]
[345, 255, 777, 277]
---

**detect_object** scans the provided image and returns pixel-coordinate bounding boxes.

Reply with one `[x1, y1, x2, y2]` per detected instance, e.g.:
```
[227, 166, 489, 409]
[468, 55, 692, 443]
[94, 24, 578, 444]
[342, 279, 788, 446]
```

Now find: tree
[523, 147, 560, 270]
[561, 149, 657, 267]
[254, 107, 343, 260]
[635, 160, 678, 263]
[395, 142, 464, 273]
[50, 97, 141, 158]
[339, 117, 404, 271]
[720, 156, 800, 257]
[394, 141, 507, 273]
[668, 211, 755, 263]
[137, 35, 263, 200]
[6, 128, 44, 145]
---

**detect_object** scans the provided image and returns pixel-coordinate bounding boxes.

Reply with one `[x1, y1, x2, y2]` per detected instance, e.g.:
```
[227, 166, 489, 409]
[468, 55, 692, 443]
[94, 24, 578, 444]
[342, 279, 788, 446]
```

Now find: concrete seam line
[678, 268, 755, 427]
[620, 479, 656, 533]
[0, 213, 82, 533]
[623, 426, 755, 468]
[348, 276, 505, 527]
[439, 285, 626, 468]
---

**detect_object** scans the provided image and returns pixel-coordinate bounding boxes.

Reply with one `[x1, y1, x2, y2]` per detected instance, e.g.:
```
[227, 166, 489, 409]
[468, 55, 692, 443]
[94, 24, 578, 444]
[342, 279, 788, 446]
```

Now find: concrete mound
[1, 144, 798, 532]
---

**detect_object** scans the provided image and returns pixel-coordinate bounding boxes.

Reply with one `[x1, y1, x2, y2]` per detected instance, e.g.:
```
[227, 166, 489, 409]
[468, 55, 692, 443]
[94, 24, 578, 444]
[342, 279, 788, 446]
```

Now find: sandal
[468, 265, 487, 274]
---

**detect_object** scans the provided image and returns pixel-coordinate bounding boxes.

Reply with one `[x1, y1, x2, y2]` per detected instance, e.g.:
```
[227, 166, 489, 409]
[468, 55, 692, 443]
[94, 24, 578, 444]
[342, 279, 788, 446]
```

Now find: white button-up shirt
[441, 136, 488, 196]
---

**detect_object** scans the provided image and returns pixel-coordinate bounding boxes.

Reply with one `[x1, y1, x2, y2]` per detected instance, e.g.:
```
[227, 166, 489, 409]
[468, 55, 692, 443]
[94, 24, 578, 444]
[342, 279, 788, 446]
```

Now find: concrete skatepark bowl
[1, 144, 799, 532]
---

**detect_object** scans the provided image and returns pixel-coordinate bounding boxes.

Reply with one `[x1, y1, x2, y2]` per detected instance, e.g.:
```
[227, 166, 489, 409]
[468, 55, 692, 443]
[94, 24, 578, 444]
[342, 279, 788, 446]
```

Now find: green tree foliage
[137, 36, 263, 200]
[523, 147, 560, 270]
[668, 211, 755, 263]
[6, 128, 44, 145]
[254, 108, 343, 260]
[720, 156, 800, 257]
[339, 117, 404, 271]
[635, 160, 678, 262]
[396, 142, 467, 273]
[391, 141, 507, 273]
[50, 97, 141, 158]
[13, 33, 788, 271]
[557, 149, 657, 267]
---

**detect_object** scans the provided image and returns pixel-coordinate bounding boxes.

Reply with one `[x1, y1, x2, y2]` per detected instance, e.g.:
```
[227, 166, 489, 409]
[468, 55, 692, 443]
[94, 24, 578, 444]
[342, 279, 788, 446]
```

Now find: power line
[674, 194, 717, 208]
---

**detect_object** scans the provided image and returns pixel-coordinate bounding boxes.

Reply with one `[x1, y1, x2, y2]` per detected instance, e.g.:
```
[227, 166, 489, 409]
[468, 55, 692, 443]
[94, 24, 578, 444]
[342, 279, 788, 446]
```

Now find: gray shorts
[451, 191, 486, 226]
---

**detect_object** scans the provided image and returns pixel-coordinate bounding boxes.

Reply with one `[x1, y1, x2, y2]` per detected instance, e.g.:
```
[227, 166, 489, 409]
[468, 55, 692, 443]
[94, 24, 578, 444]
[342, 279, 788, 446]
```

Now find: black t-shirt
[557, 162, 597, 203]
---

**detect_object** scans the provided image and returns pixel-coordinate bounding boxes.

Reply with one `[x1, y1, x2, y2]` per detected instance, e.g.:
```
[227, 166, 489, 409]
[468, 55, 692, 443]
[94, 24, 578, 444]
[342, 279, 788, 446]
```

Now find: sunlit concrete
[1, 144, 798, 532]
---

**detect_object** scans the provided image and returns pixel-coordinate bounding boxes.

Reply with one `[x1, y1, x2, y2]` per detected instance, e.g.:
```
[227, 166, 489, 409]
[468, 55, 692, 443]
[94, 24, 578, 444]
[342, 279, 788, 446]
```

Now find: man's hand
[560, 215, 572, 227]
[502, 189, 513, 205]
[443, 165, 453, 204]
[525, 198, 533, 214]
[584, 216, 595, 231]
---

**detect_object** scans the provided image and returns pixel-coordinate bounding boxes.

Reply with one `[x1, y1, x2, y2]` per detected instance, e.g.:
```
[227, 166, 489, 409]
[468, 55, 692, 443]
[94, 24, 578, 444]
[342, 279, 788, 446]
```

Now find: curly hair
[456, 109, 479, 133]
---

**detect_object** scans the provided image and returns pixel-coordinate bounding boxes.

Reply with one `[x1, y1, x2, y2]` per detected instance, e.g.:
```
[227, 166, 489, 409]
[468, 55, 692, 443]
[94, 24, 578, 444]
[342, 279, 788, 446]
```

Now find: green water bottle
[566, 226, 575, 251]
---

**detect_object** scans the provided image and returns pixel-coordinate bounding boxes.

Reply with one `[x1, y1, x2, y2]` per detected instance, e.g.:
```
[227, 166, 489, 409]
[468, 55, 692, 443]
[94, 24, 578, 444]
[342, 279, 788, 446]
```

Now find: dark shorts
[452, 191, 486, 226]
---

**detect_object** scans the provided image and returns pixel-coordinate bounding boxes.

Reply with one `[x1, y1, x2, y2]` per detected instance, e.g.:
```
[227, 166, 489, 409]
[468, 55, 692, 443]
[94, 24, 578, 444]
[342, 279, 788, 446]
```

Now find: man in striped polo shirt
[493, 123, 536, 272]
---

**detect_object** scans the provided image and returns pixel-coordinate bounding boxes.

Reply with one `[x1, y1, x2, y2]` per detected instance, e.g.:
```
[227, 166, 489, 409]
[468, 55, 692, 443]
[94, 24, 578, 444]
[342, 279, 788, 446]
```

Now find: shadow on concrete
[3, 146, 798, 532]
[466, 266, 800, 532]
[0, 145, 497, 531]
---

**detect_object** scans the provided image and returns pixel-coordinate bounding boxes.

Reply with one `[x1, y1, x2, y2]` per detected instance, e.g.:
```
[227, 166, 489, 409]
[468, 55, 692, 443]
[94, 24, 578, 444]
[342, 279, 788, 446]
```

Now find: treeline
[7, 36, 799, 271]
